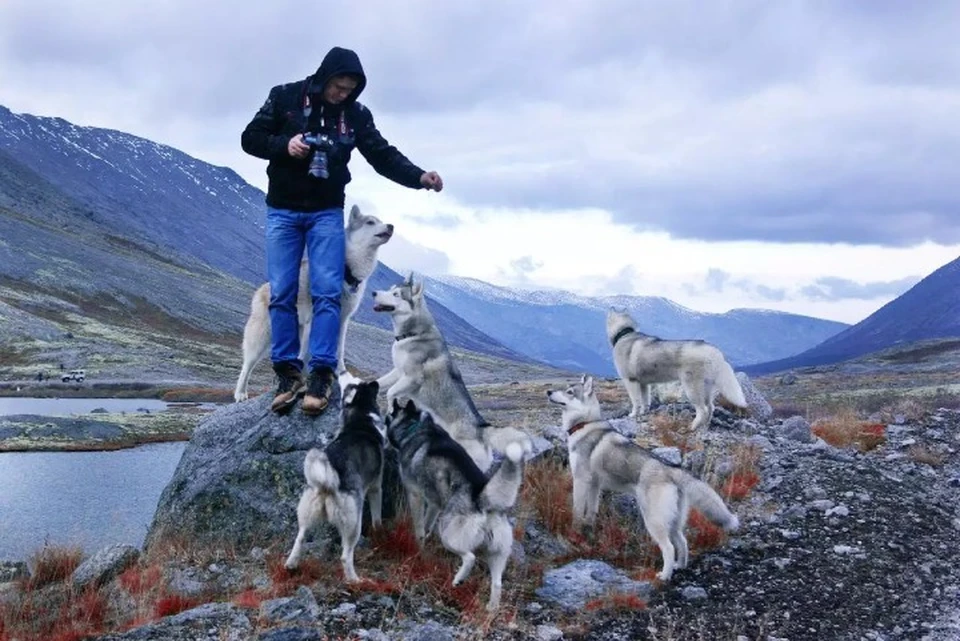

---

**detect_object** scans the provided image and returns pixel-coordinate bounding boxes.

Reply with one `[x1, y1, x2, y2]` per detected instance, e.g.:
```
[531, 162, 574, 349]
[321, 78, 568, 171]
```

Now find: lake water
[0, 397, 171, 417]
[0, 442, 186, 561]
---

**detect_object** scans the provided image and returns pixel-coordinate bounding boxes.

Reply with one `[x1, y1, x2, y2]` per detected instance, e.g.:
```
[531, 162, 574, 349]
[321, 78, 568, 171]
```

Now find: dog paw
[656, 570, 673, 581]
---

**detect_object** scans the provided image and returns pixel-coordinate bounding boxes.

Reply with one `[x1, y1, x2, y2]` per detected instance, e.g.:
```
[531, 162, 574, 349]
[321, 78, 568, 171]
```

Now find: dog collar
[344, 266, 361, 293]
[611, 326, 635, 347]
[395, 332, 416, 342]
[568, 422, 589, 436]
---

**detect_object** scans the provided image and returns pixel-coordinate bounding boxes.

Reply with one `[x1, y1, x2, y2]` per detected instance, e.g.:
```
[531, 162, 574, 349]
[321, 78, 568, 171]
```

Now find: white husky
[547, 374, 740, 581]
[606, 309, 747, 430]
[233, 205, 392, 402]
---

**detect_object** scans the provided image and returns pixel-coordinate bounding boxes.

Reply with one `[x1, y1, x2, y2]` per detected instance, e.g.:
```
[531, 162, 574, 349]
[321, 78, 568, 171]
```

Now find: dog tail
[479, 442, 526, 511]
[675, 472, 740, 532]
[715, 359, 747, 408]
[482, 425, 533, 458]
[303, 448, 339, 494]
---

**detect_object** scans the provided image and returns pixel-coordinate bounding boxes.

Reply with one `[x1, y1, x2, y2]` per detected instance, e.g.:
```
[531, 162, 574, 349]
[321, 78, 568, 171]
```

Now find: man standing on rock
[241, 46, 443, 415]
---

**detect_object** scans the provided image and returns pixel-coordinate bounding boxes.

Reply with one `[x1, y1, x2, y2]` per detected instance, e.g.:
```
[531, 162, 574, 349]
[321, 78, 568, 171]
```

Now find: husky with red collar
[546, 374, 739, 581]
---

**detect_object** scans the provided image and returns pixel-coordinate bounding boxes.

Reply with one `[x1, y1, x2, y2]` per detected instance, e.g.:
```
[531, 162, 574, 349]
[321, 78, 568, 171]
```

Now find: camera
[303, 132, 333, 179]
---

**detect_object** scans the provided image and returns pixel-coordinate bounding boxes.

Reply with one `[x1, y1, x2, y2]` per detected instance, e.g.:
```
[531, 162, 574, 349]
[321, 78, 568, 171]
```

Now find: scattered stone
[260, 586, 321, 625]
[651, 446, 682, 466]
[779, 373, 798, 386]
[735, 372, 772, 420]
[71, 544, 139, 590]
[536, 559, 652, 610]
[0, 561, 28, 583]
[96, 603, 252, 641]
[329, 602, 357, 618]
[832, 545, 862, 555]
[825, 504, 850, 518]
[809, 499, 836, 512]
[781, 415, 813, 443]
[258, 629, 324, 641]
[536, 624, 564, 641]
[681, 585, 708, 601]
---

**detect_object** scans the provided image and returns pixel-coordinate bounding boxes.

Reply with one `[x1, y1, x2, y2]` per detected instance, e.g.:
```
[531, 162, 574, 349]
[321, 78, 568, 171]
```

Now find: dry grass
[22, 545, 83, 591]
[721, 443, 762, 501]
[812, 409, 887, 451]
[649, 413, 702, 454]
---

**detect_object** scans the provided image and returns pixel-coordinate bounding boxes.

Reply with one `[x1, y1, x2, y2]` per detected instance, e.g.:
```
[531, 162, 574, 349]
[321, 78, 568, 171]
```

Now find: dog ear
[584, 376, 594, 396]
[579, 373, 587, 385]
[411, 277, 423, 300]
[368, 380, 380, 395]
[391, 398, 401, 413]
[403, 271, 414, 286]
[404, 398, 417, 413]
[342, 384, 358, 406]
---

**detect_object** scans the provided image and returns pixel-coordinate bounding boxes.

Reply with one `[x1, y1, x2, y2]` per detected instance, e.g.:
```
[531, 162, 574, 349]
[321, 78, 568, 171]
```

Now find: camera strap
[302, 94, 345, 135]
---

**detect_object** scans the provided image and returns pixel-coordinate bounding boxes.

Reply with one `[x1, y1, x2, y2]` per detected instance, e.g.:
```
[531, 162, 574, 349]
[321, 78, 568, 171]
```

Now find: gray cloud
[1, 1, 958, 246]
[378, 235, 451, 276]
[405, 213, 462, 230]
[800, 276, 922, 302]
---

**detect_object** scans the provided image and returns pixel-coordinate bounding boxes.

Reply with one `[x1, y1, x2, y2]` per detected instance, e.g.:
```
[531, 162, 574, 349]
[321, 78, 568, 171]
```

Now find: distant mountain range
[744, 254, 960, 375]
[0, 105, 870, 380]
[421, 275, 848, 376]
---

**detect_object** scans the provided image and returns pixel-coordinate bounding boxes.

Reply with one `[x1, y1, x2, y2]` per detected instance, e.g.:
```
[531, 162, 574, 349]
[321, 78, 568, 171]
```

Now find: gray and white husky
[386, 398, 525, 611]
[547, 374, 740, 581]
[371, 274, 531, 472]
[606, 309, 747, 430]
[284, 372, 385, 582]
[233, 205, 393, 402]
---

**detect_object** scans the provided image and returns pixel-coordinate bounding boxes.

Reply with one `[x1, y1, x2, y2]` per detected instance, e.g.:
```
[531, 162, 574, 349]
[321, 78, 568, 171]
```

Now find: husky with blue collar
[386, 398, 525, 612]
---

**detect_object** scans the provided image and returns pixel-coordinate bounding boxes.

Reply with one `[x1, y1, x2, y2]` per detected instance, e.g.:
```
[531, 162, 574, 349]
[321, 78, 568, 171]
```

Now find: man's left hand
[420, 171, 443, 192]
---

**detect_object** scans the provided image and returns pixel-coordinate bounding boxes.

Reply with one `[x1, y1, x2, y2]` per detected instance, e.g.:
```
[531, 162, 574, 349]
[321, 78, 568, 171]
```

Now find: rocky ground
[1, 378, 959, 640]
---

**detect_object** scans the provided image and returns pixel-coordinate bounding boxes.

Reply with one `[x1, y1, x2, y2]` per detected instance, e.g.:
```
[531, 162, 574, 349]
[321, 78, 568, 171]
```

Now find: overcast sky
[2, 0, 959, 324]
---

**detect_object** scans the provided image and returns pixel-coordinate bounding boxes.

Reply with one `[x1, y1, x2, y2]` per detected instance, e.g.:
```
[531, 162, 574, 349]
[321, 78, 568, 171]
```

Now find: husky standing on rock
[547, 374, 740, 581]
[606, 309, 747, 431]
[386, 398, 525, 611]
[371, 274, 531, 472]
[284, 372, 385, 582]
[233, 205, 393, 405]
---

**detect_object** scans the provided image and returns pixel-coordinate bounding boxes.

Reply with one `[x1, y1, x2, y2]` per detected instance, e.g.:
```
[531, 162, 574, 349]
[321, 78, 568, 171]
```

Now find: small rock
[681, 586, 708, 601]
[781, 415, 812, 443]
[260, 586, 321, 625]
[536, 624, 564, 641]
[258, 629, 324, 641]
[0, 561, 28, 583]
[71, 544, 140, 590]
[536, 559, 652, 611]
[780, 529, 802, 540]
[525, 602, 544, 614]
[735, 372, 772, 420]
[779, 373, 798, 386]
[353, 630, 390, 641]
[899, 437, 917, 448]
[330, 602, 357, 618]
[825, 504, 850, 518]
[809, 499, 835, 512]
[651, 446, 682, 466]
[832, 545, 862, 555]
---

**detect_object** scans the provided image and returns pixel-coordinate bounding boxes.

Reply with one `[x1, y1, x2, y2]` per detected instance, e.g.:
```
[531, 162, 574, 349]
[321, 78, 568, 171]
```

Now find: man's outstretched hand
[420, 171, 443, 192]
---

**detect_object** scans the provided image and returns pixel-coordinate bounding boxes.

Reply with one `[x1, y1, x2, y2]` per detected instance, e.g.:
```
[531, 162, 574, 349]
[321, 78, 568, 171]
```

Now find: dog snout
[386, 224, 394, 233]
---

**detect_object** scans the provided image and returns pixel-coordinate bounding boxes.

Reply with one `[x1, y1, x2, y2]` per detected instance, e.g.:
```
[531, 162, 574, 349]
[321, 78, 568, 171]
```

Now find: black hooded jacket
[241, 47, 425, 212]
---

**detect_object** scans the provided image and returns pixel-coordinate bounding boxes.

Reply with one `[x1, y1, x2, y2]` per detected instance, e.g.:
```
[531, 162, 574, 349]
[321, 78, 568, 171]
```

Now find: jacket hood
[309, 46, 367, 104]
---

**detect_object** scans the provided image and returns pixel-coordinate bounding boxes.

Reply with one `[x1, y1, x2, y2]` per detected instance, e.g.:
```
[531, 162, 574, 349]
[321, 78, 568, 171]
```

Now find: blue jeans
[265, 206, 344, 372]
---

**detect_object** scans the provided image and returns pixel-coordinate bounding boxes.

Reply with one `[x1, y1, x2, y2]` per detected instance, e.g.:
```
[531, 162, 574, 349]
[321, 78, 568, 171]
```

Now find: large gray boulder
[145, 391, 400, 553]
[72, 544, 139, 590]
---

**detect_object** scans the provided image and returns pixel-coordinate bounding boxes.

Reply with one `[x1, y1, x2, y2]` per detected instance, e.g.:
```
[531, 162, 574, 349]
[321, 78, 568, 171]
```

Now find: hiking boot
[302, 366, 336, 416]
[270, 363, 305, 414]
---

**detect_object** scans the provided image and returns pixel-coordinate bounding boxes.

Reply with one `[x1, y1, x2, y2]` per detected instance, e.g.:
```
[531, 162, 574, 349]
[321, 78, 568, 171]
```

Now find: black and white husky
[283, 372, 385, 582]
